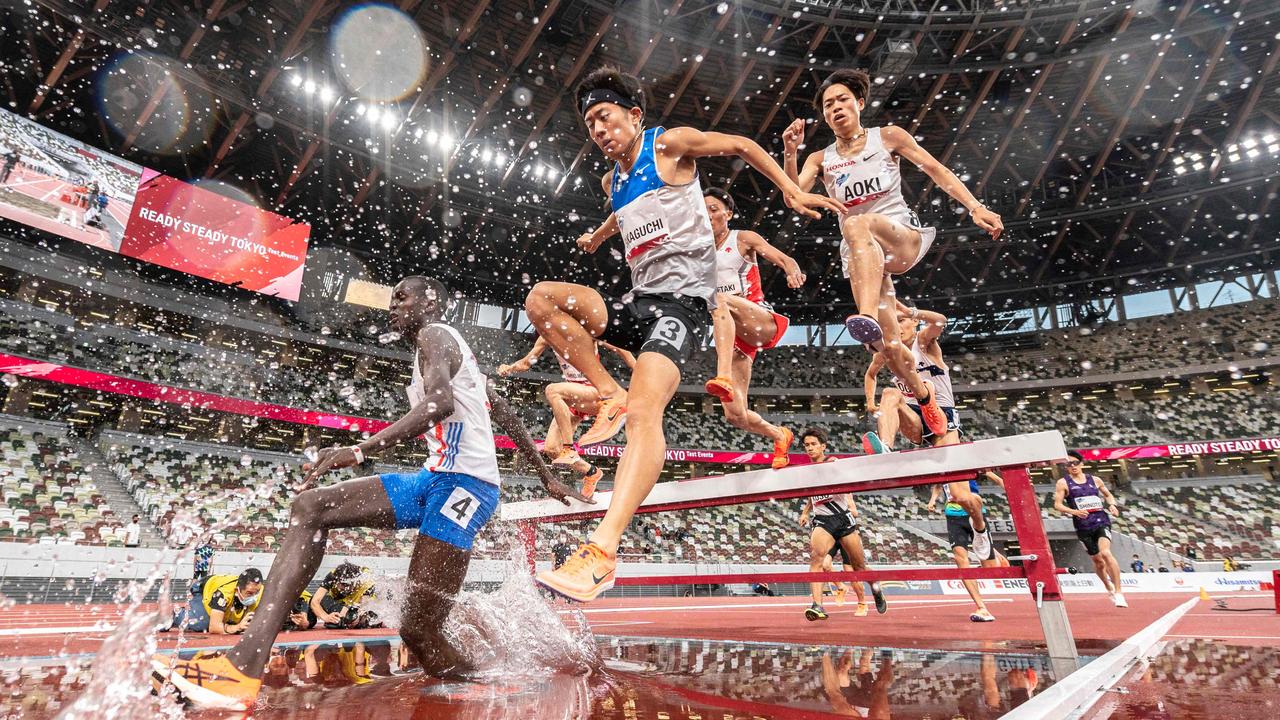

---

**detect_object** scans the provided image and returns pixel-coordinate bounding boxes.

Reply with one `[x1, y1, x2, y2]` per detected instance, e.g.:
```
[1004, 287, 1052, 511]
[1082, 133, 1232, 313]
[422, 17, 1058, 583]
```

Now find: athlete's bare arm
[844, 494, 858, 517]
[863, 353, 889, 414]
[1094, 476, 1120, 517]
[798, 498, 813, 526]
[739, 230, 806, 289]
[602, 342, 637, 370]
[879, 125, 1003, 239]
[926, 485, 941, 513]
[497, 336, 548, 376]
[576, 212, 619, 254]
[301, 326, 461, 487]
[487, 384, 591, 506]
[780, 119, 824, 192]
[900, 302, 948, 348]
[1053, 478, 1088, 519]
[656, 126, 843, 218]
[982, 470, 1005, 490]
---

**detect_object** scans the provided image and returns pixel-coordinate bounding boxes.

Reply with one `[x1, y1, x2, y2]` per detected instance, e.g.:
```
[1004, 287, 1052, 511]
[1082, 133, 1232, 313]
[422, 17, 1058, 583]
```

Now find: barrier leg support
[1273, 569, 1279, 615]
[1003, 465, 1080, 677]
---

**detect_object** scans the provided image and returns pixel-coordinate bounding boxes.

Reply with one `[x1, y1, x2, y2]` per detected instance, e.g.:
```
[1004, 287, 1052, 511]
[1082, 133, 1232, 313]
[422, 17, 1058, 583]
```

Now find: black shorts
[946, 514, 974, 550]
[827, 543, 851, 565]
[1076, 523, 1112, 556]
[909, 404, 960, 442]
[597, 292, 708, 365]
[813, 510, 858, 543]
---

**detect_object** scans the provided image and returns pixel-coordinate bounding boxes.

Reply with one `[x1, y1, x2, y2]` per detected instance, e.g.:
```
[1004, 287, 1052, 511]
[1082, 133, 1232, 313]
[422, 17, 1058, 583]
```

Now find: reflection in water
[9, 636, 1072, 719]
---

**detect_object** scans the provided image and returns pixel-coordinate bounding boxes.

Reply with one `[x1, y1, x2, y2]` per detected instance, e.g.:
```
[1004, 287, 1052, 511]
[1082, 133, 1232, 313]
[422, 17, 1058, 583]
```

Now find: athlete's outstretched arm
[486, 384, 592, 506]
[497, 337, 548, 376]
[658, 127, 844, 218]
[576, 212, 619, 254]
[982, 470, 1006, 490]
[301, 326, 460, 486]
[899, 302, 947, 346]
[780, 119, 823, 192]
[602, 342, 637, 370]
[740, 230, 806, 289]
[880, 125, 1003, 239]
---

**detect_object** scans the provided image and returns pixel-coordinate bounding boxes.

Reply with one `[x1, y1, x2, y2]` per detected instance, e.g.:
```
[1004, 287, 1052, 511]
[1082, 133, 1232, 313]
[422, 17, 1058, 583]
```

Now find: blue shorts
[909, 404, 960, 442]
[378, 469, 499, 550]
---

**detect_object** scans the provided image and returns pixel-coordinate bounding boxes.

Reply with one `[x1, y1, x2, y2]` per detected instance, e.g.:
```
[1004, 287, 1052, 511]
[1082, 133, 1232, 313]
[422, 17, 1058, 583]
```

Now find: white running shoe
[970, 522, 994, 561]
[1112, 592, 1128, 608]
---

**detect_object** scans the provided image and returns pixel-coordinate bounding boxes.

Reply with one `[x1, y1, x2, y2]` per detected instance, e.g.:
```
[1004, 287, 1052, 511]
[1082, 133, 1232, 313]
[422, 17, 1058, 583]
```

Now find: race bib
[1075, 495, 1104, 513]
[647, 316, 688, 350]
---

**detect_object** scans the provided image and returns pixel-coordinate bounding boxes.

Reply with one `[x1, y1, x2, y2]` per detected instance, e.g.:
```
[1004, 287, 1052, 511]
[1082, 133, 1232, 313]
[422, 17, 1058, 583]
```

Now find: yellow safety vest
[201, 574, 261, 625]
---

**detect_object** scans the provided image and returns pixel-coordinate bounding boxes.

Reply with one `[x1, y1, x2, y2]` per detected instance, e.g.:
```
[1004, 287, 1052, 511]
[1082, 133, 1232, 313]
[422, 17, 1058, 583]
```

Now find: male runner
[497, 336, 636, 498]
[781, 69, 1003, 440]
[1053, 451, 1126, 607]
[927, 471, 1009, 622]
[525, 66, 842, 602]
[797, 428, 884, 620]
[152, 276, 586, 710]
[702, 187, 805, 469]
[861, 301, 995, 562]
[798, 427, 871, 616]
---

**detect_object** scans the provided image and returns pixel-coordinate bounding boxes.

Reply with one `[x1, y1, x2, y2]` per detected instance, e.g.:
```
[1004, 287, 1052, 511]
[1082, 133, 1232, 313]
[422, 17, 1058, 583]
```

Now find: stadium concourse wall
[1, 542, 1273, 605]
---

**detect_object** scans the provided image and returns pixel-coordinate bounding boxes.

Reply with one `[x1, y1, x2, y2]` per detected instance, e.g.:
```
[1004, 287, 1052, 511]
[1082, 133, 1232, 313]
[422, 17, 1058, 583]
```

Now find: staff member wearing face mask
[167, 568, 265, 634]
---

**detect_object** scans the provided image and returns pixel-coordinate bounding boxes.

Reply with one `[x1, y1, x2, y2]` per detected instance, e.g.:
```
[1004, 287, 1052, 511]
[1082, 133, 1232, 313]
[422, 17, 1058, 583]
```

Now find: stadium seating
[0, 423, 118, 545]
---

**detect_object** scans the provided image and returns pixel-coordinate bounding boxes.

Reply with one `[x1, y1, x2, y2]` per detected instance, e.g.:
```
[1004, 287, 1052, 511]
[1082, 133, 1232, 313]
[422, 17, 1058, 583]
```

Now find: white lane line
[1001, 596, 1198, 720]
[1165, 633, 1280, 640]
[557, 597, 1012, 615]
[0, 624, 117, 637]
[589, 621, 654, 628]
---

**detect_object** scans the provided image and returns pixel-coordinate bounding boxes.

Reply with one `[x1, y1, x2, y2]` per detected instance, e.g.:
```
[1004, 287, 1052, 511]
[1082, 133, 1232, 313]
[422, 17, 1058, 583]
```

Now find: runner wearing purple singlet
[1053, 450, 1126, 607]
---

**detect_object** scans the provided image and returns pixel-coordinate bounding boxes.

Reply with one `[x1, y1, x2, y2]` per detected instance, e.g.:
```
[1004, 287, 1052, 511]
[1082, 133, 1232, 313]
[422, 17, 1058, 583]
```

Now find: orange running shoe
[917, 379, 948, 438]
[577, 395, 627, 447]
[535, 542, 616, 602]
[834, 584, 847, 606]
[151, 651, 261, 710]
[854, 603, 869, 617]
[552, 448, 584, 468]
[771, 426, 794, 469]
[704, 376, 735, 404]
[580, 464, 603, 501]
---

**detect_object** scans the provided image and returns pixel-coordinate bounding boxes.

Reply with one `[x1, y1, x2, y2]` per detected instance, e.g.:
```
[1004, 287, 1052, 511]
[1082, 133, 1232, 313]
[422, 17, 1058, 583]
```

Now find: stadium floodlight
[438, 132, 453, 151]
[355, 103, 367, 116]
[366, 106, 381, 123]
[547, 167, 561, 183]
[318, 85, 335, 103]
[1228, 152, 1242, 163]
[1242, 138, 1257, 150]
[1174, 165, 1187, 175]
[481, 147, 494, 163]
[1245, 147, 1260, 159]
[493, 151, 507, 167]
[380, 112, 396, 131]
[1268, 144, 1279, 155]
[290, 73, 303, 87]
[302, 79, 316, 94]
[1191, 161, 1205, 171]
[1172, 155, 1184, 165]
[426, 130, 439, 146]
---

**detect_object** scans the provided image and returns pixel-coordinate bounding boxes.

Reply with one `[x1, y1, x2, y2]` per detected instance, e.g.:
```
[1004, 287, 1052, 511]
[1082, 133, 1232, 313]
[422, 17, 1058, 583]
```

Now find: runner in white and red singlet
[781, 69, 1004, 442]
[498, 337, 636, 499]
[701, 187, 806, 470]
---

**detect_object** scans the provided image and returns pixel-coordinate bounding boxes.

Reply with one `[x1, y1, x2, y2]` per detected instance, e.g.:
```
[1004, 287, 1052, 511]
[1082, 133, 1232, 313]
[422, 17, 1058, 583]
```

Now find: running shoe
[771, 426, 794, 470]
[861, 431, 890, 455]
[535, 542, 616, 602]
[853, 603, 869, 617]
[1112, 592, 1128, 608]
[805, 603, 828, 621]
[577, 395, 627, 447]
[970, 521, 994, 562]
[552, 448, 584, 468]
[970, 608, 996, 622]
[917, 379, 948, 438]
[871, 583, 888, 614]
[844, 314, 884, 351]
[704, 376, 735, 404]
[150, 651, 261, 711]
[834, 584, 847, 606]
[580, 464, 602, 501]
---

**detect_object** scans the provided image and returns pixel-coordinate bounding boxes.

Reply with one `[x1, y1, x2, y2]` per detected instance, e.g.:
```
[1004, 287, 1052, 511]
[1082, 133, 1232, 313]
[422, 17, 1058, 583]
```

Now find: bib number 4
[441, 487, 480, 529]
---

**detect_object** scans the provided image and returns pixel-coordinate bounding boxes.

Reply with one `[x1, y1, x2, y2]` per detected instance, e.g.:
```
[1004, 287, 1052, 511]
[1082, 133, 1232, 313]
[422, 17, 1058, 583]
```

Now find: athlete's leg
[1089, 551, 1112, 592]
[953, 545, 988, 613]
[524, 282, 623, 398]
[876, 388, 916, 447]
[930, 428, 986, 532]
[587, 353, 680, 554]
[709, 293, 736, 380]
[543, 415, 566, 459]
[396, 533, 473, 678]
[809, 527, 837, 606]
[1096, 535, 1123, 593]
[873, 273, 931, 402]
[225, 478, 397, 677]
[720, 351, 786, 443]
[837, 532, 873, 604]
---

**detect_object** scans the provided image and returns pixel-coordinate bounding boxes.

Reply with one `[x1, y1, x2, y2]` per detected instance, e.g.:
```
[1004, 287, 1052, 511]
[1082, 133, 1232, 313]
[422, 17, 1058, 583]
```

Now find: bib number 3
[648, 317, 688, 350]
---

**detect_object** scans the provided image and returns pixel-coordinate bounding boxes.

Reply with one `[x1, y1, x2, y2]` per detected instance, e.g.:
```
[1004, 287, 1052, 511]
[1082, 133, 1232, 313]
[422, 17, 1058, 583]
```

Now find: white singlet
[714, 230, 767, 304]
[892, 337, 956, 409]
[406, 323, 501, 485]
[552, 344, 600, 385]
[611, 126, 717, 303]
[819, 127, 938, 278]
[810, 492, 851, 517]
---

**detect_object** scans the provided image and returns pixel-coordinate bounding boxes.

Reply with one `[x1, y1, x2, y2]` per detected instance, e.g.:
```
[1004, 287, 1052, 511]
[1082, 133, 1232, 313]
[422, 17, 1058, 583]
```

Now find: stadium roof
[4, 0, 1278, 322]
